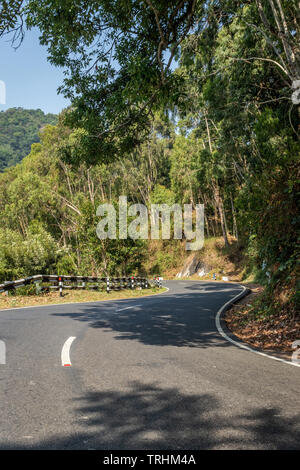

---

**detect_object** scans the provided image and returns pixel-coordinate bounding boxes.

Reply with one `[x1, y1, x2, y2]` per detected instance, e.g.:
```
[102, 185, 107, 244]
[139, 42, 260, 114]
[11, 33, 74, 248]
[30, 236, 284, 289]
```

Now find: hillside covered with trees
[0, 1, 299, 322]
[0, 108, 57, 171]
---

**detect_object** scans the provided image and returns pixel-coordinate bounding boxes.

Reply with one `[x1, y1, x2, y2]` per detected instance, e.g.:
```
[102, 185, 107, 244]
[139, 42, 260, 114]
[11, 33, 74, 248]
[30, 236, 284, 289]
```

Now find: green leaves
[0, 223, 59, 281]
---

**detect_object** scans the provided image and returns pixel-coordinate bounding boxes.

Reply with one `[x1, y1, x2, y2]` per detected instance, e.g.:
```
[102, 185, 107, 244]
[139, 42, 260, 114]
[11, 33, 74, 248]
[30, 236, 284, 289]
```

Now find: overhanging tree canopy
[1, 1, 299, 161]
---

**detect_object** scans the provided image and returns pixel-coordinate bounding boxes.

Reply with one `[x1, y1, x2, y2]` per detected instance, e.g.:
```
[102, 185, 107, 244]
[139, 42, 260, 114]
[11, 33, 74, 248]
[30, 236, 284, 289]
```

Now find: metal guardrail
[0, 275, 151, 296]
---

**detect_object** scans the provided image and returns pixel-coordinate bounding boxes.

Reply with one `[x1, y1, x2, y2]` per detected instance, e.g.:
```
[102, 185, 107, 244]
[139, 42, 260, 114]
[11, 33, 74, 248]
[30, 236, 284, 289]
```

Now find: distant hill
[0, 108, 58, 171]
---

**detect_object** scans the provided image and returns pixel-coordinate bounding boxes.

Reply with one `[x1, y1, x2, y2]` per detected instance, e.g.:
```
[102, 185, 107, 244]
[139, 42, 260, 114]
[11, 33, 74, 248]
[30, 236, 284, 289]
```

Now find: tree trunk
[221, 197, 229, 238]
[213, 182, 229, 247]
[204, 213, 210, 238]
[230, 193, 238, 240]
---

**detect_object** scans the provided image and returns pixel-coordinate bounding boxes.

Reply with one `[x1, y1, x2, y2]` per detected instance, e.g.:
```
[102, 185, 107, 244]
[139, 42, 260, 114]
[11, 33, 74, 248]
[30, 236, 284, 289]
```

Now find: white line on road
[61, 336, 76, 367]
[215, 287, 300, 368]
[116, 305, 142, 312]
[0, 340, 5, 364]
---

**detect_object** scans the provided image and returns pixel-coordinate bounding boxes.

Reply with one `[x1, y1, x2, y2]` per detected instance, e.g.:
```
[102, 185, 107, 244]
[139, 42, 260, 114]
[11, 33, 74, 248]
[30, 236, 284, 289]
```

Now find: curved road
[0, 280, 299, 450]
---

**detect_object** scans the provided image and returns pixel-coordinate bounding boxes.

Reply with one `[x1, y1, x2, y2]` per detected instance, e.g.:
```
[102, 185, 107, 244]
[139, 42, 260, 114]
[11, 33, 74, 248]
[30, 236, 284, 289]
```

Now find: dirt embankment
[225, 284, 300, 357]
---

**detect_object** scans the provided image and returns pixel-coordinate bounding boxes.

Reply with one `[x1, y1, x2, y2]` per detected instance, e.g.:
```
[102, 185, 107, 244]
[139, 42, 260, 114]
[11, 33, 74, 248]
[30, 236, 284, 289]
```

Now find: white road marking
[116, 305, 142, 312]
[61, 336, 76, 367]
[215, 286, 300, 368]
[0, 340, 5, 364]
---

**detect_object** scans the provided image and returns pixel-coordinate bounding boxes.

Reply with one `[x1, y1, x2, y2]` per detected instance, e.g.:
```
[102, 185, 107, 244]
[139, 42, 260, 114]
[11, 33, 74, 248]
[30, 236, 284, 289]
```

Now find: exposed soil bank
[225, 283, 300, 357]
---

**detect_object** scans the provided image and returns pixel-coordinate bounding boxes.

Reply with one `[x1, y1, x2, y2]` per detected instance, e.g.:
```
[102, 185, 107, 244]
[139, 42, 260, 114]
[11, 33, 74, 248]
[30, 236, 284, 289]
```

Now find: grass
[0, 286, 167, 310]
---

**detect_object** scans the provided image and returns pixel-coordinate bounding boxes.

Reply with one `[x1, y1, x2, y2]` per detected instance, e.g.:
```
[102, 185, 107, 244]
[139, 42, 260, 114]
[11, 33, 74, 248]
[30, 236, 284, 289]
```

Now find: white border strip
[215, 286, 300, 368]
[61, 336, 76, 366]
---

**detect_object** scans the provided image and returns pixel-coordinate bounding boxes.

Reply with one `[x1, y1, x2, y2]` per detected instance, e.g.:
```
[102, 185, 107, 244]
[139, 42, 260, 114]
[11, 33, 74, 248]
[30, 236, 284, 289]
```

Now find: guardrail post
[59, 277, 63, 297]
[35, 280, 42, 295]
[106, 277, 110, 293]
[4, 281, 9, 296]
[131, 277, 134, 289]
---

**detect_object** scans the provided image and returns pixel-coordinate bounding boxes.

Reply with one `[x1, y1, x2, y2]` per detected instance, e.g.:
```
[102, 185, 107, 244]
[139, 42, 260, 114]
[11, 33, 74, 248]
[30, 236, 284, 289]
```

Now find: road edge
[215, 284, 300, 368]
[0, 286, 169, 313]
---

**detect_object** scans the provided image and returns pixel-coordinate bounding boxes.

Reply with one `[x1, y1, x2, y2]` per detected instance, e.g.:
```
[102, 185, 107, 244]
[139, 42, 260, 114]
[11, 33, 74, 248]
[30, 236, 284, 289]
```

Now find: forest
[0, 108, 57, 171]
[0, 0, 299, 319]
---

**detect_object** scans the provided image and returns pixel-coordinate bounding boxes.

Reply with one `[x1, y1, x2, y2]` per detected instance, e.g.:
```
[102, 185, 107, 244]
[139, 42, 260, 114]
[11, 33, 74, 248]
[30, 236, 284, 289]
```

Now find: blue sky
[0, 28, 70, 115]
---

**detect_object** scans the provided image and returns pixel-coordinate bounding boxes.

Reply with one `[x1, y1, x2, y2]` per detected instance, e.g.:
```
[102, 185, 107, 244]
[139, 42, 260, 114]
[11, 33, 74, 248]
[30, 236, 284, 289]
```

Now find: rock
[176, 255, 212, 278]
[176, 254, 201, 278]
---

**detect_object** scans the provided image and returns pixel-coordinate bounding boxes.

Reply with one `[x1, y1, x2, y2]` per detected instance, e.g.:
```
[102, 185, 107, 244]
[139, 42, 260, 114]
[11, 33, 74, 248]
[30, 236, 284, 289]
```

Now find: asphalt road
[0, 280, 299, 450]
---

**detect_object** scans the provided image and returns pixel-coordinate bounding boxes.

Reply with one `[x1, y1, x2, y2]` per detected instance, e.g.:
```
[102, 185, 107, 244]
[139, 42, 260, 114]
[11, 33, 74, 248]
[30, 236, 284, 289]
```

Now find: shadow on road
[1, 380, 299, 449]
[50, 282, 242, 348]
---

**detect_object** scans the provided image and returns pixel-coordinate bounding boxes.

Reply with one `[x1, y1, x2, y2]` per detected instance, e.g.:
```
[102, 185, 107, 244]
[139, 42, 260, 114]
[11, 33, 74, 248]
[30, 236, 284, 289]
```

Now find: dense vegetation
[0, 108, 57, 171]
[0, 1, 299, 318]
